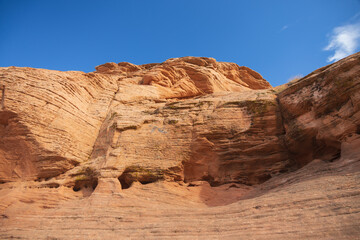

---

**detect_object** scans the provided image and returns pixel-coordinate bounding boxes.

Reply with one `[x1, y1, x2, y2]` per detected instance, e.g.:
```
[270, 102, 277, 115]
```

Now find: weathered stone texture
[0, 54, 360, 239]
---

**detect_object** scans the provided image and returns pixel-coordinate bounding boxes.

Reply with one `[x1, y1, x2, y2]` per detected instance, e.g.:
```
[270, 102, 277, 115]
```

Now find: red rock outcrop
[0, 54, 359, 239]
[277, 54, 360, 168]
[95, 56, 271, 99]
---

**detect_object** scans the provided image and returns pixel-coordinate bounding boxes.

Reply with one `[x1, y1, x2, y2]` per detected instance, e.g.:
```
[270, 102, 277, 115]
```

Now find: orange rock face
[0, 55, 360, 239]
[96, 56, 271, 99]
[0, 68, 118, 182]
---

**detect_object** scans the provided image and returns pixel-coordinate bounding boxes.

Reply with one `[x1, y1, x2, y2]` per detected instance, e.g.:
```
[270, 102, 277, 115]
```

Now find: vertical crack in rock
[1, 85, 5, 110]
[86, 81, 121, 164]
[275, 94, 297, 171]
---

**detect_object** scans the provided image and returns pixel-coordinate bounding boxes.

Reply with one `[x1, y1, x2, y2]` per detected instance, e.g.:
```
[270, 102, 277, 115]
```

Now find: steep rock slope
[0, 54, 359, 239]
[90, 89, 288, 188]
[277, 54, 360, 167]
[0, 68, 118, 182]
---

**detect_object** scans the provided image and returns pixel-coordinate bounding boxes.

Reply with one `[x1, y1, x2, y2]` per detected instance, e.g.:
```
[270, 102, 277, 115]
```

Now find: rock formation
[0, 54, 359, 239]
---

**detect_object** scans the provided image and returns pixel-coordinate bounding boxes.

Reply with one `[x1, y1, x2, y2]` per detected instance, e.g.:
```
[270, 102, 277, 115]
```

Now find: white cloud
[324, 22, 360, 62]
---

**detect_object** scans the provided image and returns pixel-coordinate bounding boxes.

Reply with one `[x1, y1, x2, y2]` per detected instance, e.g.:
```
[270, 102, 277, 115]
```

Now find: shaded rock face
[278, 54, 360, 167]
[0, 68, 118, 182]
[1, 54, 360, 239]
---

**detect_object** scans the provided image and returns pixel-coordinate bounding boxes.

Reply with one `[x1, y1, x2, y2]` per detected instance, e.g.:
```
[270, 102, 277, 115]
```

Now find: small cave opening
[118, 166, 164, 189]
[118, 173, 160, 189]
[329, 151, 341, 162]
[257, 173, 272, 183]
[71, 167, 99, 194]
[138, 179, 155, 185]
[72, 177, 98, 193]
[201, 175, 221, 187]
[73, 185, 81, 192]
[118, 174, 133, 190]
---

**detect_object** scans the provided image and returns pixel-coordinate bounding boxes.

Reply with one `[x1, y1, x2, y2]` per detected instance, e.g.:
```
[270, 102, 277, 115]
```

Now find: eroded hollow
[118, 166, 164, 189]
[72, 167, 99, 193]
[118, 174, 132, 189]
[73, 178, 98, 192]
[41, 182, 60, 188]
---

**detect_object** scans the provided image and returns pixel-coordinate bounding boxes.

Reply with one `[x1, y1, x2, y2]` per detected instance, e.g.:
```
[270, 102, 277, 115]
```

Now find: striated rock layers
[0, 54, 360, 239]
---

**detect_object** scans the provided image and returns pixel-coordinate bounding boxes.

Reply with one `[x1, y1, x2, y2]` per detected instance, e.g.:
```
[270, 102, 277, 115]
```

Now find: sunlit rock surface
[0, 54, 359, 239]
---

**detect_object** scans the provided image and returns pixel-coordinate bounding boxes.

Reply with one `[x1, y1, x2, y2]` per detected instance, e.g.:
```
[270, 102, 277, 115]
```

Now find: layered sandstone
[95, 56, 271, 99]
[277, 54, 360, 167]
[0, 68, 118, 182]
[0, 54, 359, 239]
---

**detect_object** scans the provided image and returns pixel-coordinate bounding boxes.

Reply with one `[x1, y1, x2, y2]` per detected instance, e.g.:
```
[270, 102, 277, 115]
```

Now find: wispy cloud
[287, 74, 303, 83]
[324, 22, 360, 62]
[281, 25, 288, 31]
[350, 11, 360, 22]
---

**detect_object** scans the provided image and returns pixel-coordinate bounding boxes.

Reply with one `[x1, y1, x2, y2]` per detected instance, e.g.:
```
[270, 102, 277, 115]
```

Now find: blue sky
[1, 0, 359, 86]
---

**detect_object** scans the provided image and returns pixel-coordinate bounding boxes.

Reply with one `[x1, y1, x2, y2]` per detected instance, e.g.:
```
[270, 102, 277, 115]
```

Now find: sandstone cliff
[0, 54, 359, 239]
